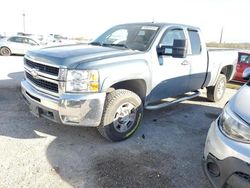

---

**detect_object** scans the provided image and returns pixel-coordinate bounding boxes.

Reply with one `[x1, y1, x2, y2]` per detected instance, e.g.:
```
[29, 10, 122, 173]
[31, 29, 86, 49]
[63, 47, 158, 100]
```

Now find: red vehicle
[233, 51, 250, 82]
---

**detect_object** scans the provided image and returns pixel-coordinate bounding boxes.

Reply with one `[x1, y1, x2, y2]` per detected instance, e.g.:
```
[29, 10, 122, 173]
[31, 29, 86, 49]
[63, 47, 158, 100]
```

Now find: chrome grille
[25, 58, 59, 76]
[25, 71, 59, 93]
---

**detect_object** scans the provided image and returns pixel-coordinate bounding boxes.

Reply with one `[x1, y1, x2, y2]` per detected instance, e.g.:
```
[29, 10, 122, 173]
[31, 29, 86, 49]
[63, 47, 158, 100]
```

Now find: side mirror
[157, 39, 187, 58]
[242, 67, 250, 80]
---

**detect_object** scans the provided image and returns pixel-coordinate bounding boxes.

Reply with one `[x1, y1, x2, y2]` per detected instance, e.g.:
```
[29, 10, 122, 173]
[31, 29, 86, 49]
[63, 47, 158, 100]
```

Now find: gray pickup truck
[21, 23, 237, 141]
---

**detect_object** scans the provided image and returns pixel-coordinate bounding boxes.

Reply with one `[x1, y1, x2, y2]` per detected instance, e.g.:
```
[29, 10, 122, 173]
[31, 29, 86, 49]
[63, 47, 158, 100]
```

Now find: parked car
[203, 67, 250, 188]
[21, 22, 237, 141]
[233, 51, 250, 83]
[0, 36, 40, 56]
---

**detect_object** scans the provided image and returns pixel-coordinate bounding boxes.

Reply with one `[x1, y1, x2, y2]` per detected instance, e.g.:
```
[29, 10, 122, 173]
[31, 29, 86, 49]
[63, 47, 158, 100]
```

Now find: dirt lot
[0, 56, 237, 188]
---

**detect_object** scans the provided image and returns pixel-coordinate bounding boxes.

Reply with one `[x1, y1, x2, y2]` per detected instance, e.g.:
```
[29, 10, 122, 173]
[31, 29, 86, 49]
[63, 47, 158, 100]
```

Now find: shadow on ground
[0, 71, 24, 89]
[0, 86, 221, 187]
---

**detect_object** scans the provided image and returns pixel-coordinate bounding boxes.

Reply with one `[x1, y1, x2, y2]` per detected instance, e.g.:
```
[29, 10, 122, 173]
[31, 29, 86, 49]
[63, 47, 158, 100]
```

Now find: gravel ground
[0, 56, 238, 188]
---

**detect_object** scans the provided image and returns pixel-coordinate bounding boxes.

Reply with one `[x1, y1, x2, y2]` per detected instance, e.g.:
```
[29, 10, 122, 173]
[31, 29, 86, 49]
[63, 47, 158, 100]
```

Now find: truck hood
[230, 84, 250, 124]
[26, 44, 139, 68]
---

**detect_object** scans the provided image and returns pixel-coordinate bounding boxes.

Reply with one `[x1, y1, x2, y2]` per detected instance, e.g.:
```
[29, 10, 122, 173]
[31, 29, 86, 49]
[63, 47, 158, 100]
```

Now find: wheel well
[0, 46, 10, 50]
[220, 65, 234, 81]
[110, 79, 147, 100]
[0, 46, 11, 53]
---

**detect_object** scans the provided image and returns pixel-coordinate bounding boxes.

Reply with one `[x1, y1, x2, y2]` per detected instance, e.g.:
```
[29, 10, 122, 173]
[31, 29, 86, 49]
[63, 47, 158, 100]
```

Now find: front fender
[100, 61, 151, 93]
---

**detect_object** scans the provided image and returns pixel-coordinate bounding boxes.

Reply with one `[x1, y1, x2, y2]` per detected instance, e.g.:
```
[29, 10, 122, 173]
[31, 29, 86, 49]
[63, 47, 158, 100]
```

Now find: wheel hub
[217, 80, 225, 99]
[113, 102, 136, 133]
[1, 48, 10, 56]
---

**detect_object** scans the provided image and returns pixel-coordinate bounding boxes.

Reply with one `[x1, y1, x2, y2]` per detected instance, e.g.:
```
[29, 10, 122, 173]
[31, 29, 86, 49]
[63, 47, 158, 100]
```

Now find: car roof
[8, 35, 33, 39]
[7, 35, 39, 42]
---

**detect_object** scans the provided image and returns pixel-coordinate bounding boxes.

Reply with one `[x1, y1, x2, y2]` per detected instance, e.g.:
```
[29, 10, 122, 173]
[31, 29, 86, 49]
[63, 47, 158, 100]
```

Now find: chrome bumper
[21, 80, 106, 127]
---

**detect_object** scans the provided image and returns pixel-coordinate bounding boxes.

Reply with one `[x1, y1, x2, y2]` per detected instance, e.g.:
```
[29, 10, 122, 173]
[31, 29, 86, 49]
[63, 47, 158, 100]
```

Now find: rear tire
[0, 47, 11, 56]
[98, 89, 143, 142]
[207, 74, 226, 102]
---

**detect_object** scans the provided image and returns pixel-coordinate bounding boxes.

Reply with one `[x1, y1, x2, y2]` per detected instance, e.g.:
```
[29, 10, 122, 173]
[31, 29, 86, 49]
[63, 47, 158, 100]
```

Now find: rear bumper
[21, 79, 106, 127]
[203, 120, 250, 187]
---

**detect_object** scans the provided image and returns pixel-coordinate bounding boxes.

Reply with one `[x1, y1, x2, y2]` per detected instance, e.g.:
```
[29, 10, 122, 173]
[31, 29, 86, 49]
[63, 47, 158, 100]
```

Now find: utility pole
[22, 12, 26, 33]
[219, 27, 223, 44]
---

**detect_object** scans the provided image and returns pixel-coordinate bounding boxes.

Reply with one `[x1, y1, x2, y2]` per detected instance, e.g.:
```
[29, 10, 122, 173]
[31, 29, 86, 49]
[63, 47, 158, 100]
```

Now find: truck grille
[25, 71, 59, 93]
[25, 58, 59, 76]
[235, 172, 250, 182]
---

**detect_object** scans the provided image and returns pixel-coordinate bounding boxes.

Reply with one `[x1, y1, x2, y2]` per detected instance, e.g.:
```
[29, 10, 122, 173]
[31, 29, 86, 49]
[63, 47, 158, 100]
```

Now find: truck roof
[116, 22, 200, 31]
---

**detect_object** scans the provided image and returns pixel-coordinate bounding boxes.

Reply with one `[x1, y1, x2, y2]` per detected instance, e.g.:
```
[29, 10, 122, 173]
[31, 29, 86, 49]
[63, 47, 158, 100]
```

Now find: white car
[0, 36, 40, 56]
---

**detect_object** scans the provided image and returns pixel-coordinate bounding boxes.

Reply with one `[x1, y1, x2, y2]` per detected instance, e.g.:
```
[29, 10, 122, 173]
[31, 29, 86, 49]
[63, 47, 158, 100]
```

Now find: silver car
[0, 36, 40, 56]
[203, 68, 250, 188]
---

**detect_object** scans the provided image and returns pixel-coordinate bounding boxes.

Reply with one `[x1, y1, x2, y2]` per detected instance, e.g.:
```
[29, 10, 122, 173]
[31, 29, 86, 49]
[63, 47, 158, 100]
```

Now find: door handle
[181, 60, 189, 65]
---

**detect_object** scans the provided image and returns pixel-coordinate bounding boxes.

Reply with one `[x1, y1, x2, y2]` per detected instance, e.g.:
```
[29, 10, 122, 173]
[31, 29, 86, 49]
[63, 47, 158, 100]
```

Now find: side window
[161, 29, 185, 46]
[22, 38, 29, 44]
[245, 55, 250, 63]
[28, 39, 38, 45]
[239, 54, 250, 63]
[8, 37, 19, 42]
[188, 30, 201, 55]
[160, 28, 185, 54]
[8, 37, 24, 43]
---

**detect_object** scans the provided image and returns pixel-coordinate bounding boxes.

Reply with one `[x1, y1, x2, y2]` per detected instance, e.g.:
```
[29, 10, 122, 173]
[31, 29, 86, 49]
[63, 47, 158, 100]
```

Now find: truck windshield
[91, 24, 160, 51]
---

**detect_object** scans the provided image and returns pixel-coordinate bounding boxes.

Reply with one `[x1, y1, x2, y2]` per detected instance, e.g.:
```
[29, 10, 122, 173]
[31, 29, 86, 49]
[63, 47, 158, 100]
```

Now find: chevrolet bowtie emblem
[30, 68, 39, 79]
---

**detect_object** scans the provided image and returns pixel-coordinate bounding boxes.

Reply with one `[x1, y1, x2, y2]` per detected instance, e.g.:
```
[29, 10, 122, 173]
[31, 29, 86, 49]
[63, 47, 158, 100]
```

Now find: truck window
[239, 53, 250, 63]
[161, 29, 185, 46]
[160, 29, 185, 54]
[188, 30, 201, 55]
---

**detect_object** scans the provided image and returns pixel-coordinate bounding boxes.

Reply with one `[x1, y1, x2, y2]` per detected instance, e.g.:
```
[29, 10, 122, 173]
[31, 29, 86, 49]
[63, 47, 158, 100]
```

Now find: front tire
[207, 74, 226, 102]
[0, 47, 11, 56]
[98, 89, 143, 142]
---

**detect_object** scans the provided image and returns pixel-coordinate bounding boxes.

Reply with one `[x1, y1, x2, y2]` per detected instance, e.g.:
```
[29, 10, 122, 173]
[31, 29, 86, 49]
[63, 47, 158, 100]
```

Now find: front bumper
[21, 79, 106, 127]
[203, 119, 250, 188]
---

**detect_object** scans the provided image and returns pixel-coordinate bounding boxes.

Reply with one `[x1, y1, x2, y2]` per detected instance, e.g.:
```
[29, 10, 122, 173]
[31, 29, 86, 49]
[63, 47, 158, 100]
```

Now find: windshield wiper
[90, 42, 129, 49]
[102, 43, 129, 49]
[89, 41, 103, 46]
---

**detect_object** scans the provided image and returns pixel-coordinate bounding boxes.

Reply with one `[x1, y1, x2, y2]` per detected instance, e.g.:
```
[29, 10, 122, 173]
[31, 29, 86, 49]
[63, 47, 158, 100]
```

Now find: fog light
[207, 159, 220, 177]
[61, 115, 81, 123]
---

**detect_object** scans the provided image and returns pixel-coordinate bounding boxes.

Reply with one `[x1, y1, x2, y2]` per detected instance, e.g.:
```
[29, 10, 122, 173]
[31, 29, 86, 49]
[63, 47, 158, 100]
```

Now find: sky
[0, 0, 249, 43]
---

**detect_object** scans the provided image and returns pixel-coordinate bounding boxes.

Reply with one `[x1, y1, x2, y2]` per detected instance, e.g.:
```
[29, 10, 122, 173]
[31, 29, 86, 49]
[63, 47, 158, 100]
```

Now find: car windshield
[91, 24, 160, 51]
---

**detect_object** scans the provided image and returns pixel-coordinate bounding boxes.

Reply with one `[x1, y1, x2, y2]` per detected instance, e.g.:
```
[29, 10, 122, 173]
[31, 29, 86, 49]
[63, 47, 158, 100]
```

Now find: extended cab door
[185, 29, 207, 91]
[149, 27, 191, 103]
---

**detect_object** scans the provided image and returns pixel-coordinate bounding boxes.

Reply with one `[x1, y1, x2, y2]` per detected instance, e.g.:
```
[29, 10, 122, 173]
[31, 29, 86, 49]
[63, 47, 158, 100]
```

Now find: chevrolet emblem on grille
[30, 68, 39, 79]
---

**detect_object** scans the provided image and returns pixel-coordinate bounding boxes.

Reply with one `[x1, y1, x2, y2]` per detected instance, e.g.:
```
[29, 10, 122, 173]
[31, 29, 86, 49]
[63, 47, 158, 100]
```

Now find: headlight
[219, 104, 250, 143]
[66, 70, 99, 92]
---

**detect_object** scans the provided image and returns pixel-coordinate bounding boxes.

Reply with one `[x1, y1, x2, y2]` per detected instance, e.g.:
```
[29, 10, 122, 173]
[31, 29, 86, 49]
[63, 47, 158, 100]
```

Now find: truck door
[149, 27, 191, 103]
[185, 29, 207, 91]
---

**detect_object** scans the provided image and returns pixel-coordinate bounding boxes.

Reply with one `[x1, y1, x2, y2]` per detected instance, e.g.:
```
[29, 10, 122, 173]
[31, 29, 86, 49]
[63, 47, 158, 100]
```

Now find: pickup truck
[233, 51, 250, 83]
[21, 23, 237, 141]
